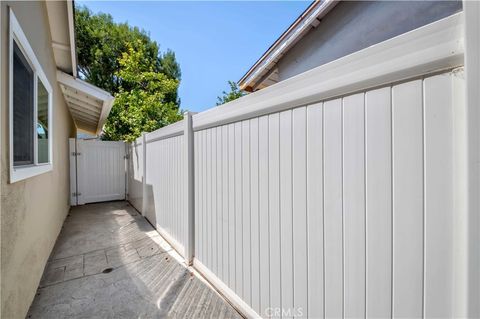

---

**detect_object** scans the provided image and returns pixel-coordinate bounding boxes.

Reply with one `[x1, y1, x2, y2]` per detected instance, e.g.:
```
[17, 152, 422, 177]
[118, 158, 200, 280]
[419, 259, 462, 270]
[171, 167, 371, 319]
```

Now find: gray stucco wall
[0, 2, 75, 318]
[277, 1, 463, 81]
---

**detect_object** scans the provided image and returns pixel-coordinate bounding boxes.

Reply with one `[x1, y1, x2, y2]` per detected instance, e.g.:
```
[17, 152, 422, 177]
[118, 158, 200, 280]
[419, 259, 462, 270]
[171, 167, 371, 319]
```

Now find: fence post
[184, 112, 195, 265]
[464, 3, 480, 317]
[141, 132, 147, 216]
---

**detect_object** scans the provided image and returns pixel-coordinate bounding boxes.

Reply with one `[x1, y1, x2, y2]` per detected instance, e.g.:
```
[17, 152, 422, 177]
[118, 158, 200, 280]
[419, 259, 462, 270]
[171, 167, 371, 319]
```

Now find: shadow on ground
[27, 201, 242, 319]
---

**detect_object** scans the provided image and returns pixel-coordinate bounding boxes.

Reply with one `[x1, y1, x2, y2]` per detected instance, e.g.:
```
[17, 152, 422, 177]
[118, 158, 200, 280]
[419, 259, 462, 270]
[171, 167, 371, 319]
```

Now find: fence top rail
[78, 139, 125, 145]
[192, 12, 464, 131]
[145, 120, 184, 144]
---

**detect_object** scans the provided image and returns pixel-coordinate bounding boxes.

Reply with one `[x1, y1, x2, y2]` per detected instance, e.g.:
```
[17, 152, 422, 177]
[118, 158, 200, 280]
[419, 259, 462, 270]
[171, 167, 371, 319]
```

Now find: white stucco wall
[0, 2, 75, 318]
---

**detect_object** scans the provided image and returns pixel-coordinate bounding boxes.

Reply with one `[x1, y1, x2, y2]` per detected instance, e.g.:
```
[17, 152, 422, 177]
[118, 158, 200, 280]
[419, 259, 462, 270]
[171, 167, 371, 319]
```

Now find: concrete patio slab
[27, 201, 242, 319]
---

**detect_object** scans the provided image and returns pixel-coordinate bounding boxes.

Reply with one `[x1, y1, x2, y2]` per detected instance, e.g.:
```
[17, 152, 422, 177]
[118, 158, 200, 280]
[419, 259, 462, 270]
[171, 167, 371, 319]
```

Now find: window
[9, 9, 53, 182]
[12, 41, 34, 166]
[37, 80, 49, 164]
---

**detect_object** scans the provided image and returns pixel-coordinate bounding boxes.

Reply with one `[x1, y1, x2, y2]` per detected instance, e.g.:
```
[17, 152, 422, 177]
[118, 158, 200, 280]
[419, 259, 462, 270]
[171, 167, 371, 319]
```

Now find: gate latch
[71, 152, 81, 156]
[72, 192, 82, 197]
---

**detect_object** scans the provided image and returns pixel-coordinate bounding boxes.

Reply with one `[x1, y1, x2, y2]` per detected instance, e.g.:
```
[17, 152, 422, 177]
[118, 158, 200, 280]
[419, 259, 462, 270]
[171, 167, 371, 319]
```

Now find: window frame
[9, 9, 53, 183]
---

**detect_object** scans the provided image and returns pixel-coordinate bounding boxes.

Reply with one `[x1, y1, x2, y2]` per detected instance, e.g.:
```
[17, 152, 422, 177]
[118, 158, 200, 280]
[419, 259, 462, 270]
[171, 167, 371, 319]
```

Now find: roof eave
[238, 0, 338, 91]
[45, 0, 77, 77]
[57, 71, 115, 136]
[67, 0, 77, 77]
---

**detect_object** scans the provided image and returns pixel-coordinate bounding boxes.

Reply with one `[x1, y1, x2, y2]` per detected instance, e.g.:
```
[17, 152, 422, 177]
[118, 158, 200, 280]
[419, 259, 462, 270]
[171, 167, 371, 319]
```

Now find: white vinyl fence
[127, 12, 478, 318]
[194, 71, 462, 319]
[127, 121, 189, 257]
[127, 137, 144, 212]
[145, 122, 187, 256]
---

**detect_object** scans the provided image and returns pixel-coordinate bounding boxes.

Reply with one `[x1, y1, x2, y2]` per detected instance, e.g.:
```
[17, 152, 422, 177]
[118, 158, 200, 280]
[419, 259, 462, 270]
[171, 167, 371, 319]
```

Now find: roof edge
[67, 0, 77, 78]
[238, 0, 337, 91]
[57, 70, 114, 136]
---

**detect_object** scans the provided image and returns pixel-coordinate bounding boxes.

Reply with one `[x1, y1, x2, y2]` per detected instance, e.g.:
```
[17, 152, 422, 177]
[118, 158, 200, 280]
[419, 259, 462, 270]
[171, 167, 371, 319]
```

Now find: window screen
[13, 41, 34, 166]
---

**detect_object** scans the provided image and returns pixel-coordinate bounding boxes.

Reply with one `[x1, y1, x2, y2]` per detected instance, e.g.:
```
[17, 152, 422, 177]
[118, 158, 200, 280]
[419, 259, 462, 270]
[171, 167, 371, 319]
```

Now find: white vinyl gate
[69, 138, 126, 205]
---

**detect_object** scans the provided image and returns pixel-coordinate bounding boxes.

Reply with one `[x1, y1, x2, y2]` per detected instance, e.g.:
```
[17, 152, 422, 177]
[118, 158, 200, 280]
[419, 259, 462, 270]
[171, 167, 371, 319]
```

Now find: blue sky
[76, 1, 311, 112]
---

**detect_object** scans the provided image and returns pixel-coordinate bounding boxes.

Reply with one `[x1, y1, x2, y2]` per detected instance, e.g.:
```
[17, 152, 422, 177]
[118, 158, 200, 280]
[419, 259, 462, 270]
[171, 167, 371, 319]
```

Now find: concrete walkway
[27, 201, 242, 319]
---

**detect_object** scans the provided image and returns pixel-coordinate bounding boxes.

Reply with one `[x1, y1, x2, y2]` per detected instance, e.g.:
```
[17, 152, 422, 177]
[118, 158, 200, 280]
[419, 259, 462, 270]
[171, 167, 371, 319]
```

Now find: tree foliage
[102, 42, 183, 142]
[216, 81, 246, 106]
[75, 5, 182, 141]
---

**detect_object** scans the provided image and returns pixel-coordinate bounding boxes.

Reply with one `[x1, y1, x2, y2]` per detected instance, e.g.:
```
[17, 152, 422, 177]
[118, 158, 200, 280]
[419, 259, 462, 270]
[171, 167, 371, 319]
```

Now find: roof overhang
[48, 1, 114, 136]
[238, 0, 337, 92]
[46, 0, 77, 77]
[57, 71, 114, 135]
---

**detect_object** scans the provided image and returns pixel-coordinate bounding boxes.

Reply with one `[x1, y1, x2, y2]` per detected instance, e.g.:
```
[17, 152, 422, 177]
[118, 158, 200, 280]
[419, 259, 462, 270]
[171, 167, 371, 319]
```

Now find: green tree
[75, 5, 183, 141]
[160, 50, 182, 105]
[102, 42, 183, 142]
[216, 81, 246, 106]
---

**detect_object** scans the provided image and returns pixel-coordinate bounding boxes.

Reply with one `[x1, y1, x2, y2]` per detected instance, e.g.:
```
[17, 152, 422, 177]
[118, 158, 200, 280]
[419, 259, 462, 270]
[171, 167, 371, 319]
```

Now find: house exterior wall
[276, 0, 463, 82]
[0, 2, 75, 318]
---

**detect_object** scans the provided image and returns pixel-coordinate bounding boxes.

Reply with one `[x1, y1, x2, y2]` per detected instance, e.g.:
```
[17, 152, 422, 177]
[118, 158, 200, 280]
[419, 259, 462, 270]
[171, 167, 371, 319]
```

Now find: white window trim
[9, 8, 53, 183]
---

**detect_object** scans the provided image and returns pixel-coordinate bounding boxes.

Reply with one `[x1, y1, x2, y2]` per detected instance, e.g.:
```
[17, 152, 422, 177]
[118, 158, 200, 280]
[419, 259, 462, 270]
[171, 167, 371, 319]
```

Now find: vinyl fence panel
[145, 133, 186, 256]
[391, 80, 424, 318]
[192, 70, 464, 319]
[126, 12, 472, 319]
[127, 137, 144, 212]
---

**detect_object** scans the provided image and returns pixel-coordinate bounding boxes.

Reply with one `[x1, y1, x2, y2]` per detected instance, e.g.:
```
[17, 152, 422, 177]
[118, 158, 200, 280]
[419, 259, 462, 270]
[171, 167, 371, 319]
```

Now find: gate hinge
[72, 192, 82, 197]
[71, 152, 81, 156]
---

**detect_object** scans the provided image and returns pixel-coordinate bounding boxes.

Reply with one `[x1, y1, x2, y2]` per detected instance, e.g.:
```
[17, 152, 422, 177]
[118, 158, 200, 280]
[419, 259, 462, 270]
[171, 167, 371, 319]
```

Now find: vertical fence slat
[168, 138, 171, 236]
[392, 80, 424, 318]
[222, 125, 229, 283]
[250, 117, 261, 314]
[268, 113, 282, 316]
[259, 115, 270, 317]
[142, 133, 147, 214]
[212, 127, 218, 274]
[324, 98, 344, 319]
[216, 126, 223, 278]
[185, 113, 195, 263]
[228, 123, 236, 289]
[242, 120, 252, 304]
[234, 122, 243, 296]
[365, 87, 392, 318]
[207, 129, 213, 270]
[280, 110, 294, 318]
[202, 130, 207, 265]
[179, 136, 182, 243]
[293, 106, 308, 318]
[306, 102, 324, 318]
[194, 131, 199, 264]
[342, 93, 366, 318]
[424, 73, 454, 318]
